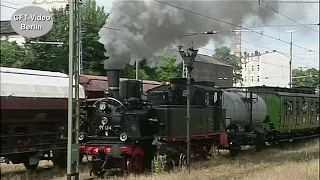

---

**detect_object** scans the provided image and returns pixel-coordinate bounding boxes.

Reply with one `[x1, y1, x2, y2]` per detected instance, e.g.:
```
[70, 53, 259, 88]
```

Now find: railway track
[1, 137, 318, 180]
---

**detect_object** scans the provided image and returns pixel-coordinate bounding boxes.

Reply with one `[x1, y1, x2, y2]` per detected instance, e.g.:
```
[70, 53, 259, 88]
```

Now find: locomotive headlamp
[99, 102, 106, 110]
[101, 117, 108, 125]
[79, 132, 86, 141]
[119, 133, 128, 142]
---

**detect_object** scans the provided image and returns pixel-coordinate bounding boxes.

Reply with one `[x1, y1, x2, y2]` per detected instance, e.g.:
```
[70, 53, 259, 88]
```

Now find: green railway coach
[248, 86, 319, 139]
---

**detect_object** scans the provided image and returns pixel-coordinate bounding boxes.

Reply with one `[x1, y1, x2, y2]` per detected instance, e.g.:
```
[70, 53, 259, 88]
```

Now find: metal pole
[135, 59, 138, 79]
[186, 66, 192, 174]
[67, 0, 74, 178]
[79, 3, 83, 75]
[67, 0, 80, 179]
[289, 32, 293, 88]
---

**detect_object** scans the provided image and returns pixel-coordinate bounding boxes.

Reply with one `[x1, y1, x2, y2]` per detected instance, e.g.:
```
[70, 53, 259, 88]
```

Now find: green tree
[120, 63, 151, 80]
[0, 40, 34, 68]
[156, 52, 182, 82]
[292, 68, 319, 88]
[24, 0, 108, 74]
[119, 53, 181, 82]
[212, 46, 242, 82]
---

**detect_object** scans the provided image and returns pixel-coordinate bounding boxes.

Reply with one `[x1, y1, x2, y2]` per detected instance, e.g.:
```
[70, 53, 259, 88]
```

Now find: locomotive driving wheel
[127, 154, 143, 174]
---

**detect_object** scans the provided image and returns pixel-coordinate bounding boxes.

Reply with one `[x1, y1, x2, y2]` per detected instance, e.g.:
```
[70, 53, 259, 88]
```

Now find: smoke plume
[98, 0, 293, 70]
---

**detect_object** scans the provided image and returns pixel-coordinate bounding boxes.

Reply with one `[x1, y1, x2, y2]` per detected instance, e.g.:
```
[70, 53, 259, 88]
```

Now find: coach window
[205, 92, 211, 106]
[288, 100, 294, 115]
[310, 101, 314, 115]
[296, 100, 299, 115]
[302, 100, 308, 114]
[283, 99, 288, 115]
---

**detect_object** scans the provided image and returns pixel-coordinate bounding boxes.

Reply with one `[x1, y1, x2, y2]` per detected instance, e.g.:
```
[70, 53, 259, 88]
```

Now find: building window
[244, 78, 247, 82]
[257, 57, 259, 60]
[257, 76, 260, 82]
[251, 76, 254, 82]
[252, 65, 254, 71]
[257, 65, 260, 71]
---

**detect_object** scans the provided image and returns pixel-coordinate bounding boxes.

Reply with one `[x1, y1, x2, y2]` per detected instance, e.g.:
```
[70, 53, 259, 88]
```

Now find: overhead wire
[152, 0, 319, 54]
[1, 4, 18, 10]
[2, 1, 24, 7]
[240, 39, 318, 62]
[246, 24, 319, 28]
[252, 0, 319, 33]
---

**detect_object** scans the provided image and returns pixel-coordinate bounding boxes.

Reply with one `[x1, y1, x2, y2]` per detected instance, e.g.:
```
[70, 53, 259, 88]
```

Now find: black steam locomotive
[79, 69, 229, 176]
[79, 69, 319, 177]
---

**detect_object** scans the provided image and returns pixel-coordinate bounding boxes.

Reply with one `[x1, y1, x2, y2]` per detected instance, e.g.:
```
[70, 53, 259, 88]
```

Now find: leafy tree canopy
[292, 68, 319, 88]
[0, 40, 34, 68]
[24, 0, 108, 75]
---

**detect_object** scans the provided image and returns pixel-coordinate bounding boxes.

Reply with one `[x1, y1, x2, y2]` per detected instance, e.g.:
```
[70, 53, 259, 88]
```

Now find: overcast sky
[1, 0, 319, 69]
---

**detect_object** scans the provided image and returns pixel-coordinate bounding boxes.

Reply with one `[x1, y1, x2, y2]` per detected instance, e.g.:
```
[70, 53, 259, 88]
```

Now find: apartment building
[239, 50, 290, 88]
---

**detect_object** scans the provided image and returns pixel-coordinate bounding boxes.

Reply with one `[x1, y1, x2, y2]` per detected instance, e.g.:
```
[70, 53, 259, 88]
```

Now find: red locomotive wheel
[128, 154, 143, 174]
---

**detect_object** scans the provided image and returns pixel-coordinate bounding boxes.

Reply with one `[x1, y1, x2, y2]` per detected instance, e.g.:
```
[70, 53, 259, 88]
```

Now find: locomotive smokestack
[107, 69, 120, 99]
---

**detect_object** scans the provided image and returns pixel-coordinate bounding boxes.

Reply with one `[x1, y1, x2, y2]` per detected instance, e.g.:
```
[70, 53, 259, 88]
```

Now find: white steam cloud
[98, 0, 303, 70]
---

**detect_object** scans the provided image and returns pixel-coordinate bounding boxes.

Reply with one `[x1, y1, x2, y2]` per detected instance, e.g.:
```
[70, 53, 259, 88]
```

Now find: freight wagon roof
[80, 74, 163, 92]
[0, 67, 85, 99]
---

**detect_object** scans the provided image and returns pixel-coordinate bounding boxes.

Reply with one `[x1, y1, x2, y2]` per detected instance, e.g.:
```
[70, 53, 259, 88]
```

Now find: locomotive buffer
[67, 0, 81, 179]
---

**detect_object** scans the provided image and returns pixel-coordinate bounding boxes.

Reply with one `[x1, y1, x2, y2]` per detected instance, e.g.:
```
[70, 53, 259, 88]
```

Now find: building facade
[191, 54, 234, 87]
[240, 50, 290, 88]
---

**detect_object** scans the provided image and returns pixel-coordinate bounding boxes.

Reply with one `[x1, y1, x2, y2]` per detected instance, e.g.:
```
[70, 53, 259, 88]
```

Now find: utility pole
[79, 16, 83, 74]
[67, 0, 80, 179]
[79, 1, 83, 74]
[135, 59, 138, 79]
[286, 30, 297, 88]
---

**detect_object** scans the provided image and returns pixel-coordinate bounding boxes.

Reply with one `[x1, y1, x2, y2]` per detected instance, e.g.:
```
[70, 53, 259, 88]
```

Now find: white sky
[1, 0, 319, 69]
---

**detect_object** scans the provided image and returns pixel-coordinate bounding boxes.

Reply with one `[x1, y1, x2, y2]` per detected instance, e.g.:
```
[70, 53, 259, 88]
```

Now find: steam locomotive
[79, 69, 319, 177]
